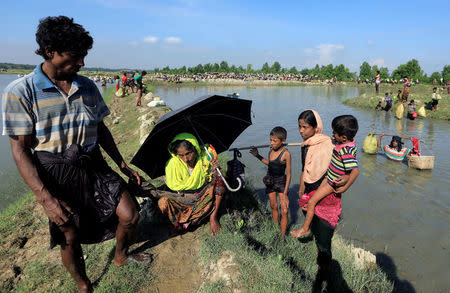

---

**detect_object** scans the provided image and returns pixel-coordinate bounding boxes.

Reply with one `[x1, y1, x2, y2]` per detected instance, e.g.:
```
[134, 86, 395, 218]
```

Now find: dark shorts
[431, 99, 438, 107]
[263, 174, 286, 194]
[407, 112, 415, 120]
[384, 102, 392, 111]
[136, 83, 143, 90]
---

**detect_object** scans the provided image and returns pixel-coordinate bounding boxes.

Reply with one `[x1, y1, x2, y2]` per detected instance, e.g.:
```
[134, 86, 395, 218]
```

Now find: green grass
[343, 84, 449, 120]
[0, 193, 39, 239]
[199, 189, 393, 292]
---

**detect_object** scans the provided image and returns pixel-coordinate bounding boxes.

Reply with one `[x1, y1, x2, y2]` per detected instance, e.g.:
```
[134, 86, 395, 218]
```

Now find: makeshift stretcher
[372, 133, 435, 170]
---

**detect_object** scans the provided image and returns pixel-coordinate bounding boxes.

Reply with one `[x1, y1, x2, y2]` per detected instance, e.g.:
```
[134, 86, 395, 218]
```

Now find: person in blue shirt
[2, 16, 148, 292]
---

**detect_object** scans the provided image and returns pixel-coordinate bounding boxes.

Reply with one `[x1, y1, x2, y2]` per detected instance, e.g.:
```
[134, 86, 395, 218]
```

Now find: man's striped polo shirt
[1, 64, 110, 154]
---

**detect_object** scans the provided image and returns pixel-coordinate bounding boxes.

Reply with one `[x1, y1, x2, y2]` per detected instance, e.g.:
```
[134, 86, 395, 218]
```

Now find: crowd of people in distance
[113, 71, 148, 106]
[152, 72, 342, 84]
[375, 82, 444, 120]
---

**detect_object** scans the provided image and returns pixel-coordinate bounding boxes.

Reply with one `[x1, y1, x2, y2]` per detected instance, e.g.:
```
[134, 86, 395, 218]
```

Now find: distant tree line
[154, 61, 357, 81]
[359, 59, 450, 84]
[155, 59, 449, 83]
[0, 63, 35, 70]
[3, 60, 449, 83]
[0, 63, 126, 73]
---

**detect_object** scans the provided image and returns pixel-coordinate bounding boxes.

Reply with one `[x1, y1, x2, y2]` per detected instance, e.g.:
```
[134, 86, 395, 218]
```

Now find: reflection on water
[157, 85, 450, 292]
[0, 75, 27, 210]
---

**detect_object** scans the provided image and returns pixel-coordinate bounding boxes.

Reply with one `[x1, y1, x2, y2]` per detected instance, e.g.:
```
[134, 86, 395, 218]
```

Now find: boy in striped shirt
[294, 115, 359, 237]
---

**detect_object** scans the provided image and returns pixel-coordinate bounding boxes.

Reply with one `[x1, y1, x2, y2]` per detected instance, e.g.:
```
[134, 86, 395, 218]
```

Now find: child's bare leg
[291, 181, 333, 238]
[279, 193, 289, 240]
[267, 192, 279, 224]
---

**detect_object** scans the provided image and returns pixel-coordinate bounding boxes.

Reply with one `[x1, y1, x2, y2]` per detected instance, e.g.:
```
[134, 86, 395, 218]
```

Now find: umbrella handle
[215, 167, 243, 192]
[204, 146, 243, 192]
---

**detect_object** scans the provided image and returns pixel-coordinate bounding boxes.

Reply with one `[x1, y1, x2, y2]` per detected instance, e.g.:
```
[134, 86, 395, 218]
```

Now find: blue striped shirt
[1, 64, 110, 153]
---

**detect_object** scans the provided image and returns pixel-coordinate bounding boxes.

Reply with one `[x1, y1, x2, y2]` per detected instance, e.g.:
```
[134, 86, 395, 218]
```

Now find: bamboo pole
[373, 133, 411, 139]
[372, 133, 425, 143]
[229, 142, 302, 151]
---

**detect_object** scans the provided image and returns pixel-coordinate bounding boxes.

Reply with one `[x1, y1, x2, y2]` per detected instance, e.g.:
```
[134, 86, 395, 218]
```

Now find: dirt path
[146, 228, 205, 293]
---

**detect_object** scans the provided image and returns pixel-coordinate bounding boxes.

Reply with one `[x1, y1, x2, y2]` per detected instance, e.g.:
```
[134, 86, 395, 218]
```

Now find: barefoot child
[250, 127, 291, 240]
[293, 115, 359, 238]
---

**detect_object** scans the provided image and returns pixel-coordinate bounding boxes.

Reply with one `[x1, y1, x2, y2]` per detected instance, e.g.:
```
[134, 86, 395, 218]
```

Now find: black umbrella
[131, 94, 252, 186]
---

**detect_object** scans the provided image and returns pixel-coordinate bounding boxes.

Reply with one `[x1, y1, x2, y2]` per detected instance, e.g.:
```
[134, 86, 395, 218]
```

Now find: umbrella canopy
[131, 94, 252, 179]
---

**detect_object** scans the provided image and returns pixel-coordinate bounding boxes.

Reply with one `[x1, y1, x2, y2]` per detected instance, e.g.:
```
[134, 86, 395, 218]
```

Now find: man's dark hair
[433, 87, 437, 91]
[142, 70, 147, 76]
[35, 16, 93, 59]
[270, 126, 287, 141]
[331, 115, 358, 141]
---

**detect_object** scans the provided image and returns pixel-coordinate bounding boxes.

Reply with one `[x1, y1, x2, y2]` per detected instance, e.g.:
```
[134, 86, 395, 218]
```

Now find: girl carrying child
[289, 110, 354, 286]
[292, 115, 359, 239]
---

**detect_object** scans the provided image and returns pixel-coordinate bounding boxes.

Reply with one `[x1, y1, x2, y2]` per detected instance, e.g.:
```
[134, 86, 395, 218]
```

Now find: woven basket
[407, 155, 435, 170]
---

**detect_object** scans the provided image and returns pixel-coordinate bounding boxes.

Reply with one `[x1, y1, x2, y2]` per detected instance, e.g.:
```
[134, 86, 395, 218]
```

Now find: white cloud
[316, 44, 344, 64]
[164, 37, 182, 44]
[369, 58, 385, 67]
[305, 44, 344, 65]
[303, 48, 314, 55]
[143, 36, 159, 43]
[367, 40, 375, 45]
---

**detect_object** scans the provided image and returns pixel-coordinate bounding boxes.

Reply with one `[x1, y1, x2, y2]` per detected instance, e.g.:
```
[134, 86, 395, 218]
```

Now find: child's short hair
[270, 126, 287, 141]
[331, 115, 358, 141]
[385, 92, 388, 95]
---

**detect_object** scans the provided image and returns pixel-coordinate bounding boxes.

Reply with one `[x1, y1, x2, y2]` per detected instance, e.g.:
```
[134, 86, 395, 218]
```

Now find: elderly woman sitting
[155, 133, 225, 235]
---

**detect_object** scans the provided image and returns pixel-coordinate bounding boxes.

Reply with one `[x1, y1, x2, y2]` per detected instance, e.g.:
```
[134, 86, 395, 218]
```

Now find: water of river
[0, 74, 111, 210]
[155, 85, 450, 293]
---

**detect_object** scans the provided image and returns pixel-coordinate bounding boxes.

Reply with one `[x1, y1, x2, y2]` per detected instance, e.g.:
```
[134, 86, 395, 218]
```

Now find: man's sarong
[34, 144, 127, 248]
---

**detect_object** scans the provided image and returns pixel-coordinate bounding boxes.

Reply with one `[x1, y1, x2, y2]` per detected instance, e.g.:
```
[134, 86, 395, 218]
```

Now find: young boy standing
[250, 127, 291, 240]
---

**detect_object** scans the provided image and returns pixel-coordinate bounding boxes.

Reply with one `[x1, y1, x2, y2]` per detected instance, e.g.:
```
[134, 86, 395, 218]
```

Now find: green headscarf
[165, 133, 215, 191]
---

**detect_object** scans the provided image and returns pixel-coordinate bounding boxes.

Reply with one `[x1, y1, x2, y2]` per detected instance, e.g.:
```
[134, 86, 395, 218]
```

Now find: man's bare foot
[210, 218, 221, 236]
[77, 280, 92, 293]
[290, 227, 311, 238]
[113, 252, 152, 267]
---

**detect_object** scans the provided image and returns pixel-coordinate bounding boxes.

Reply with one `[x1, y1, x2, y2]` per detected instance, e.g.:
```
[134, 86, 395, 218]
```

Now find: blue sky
[1, 0, 449, 74]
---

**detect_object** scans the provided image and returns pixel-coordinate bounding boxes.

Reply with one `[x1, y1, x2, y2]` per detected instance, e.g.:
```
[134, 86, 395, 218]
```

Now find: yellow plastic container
[363, 134, 378, 154]
[395, 104, 404, 119]
[418, 106, 426, 117]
